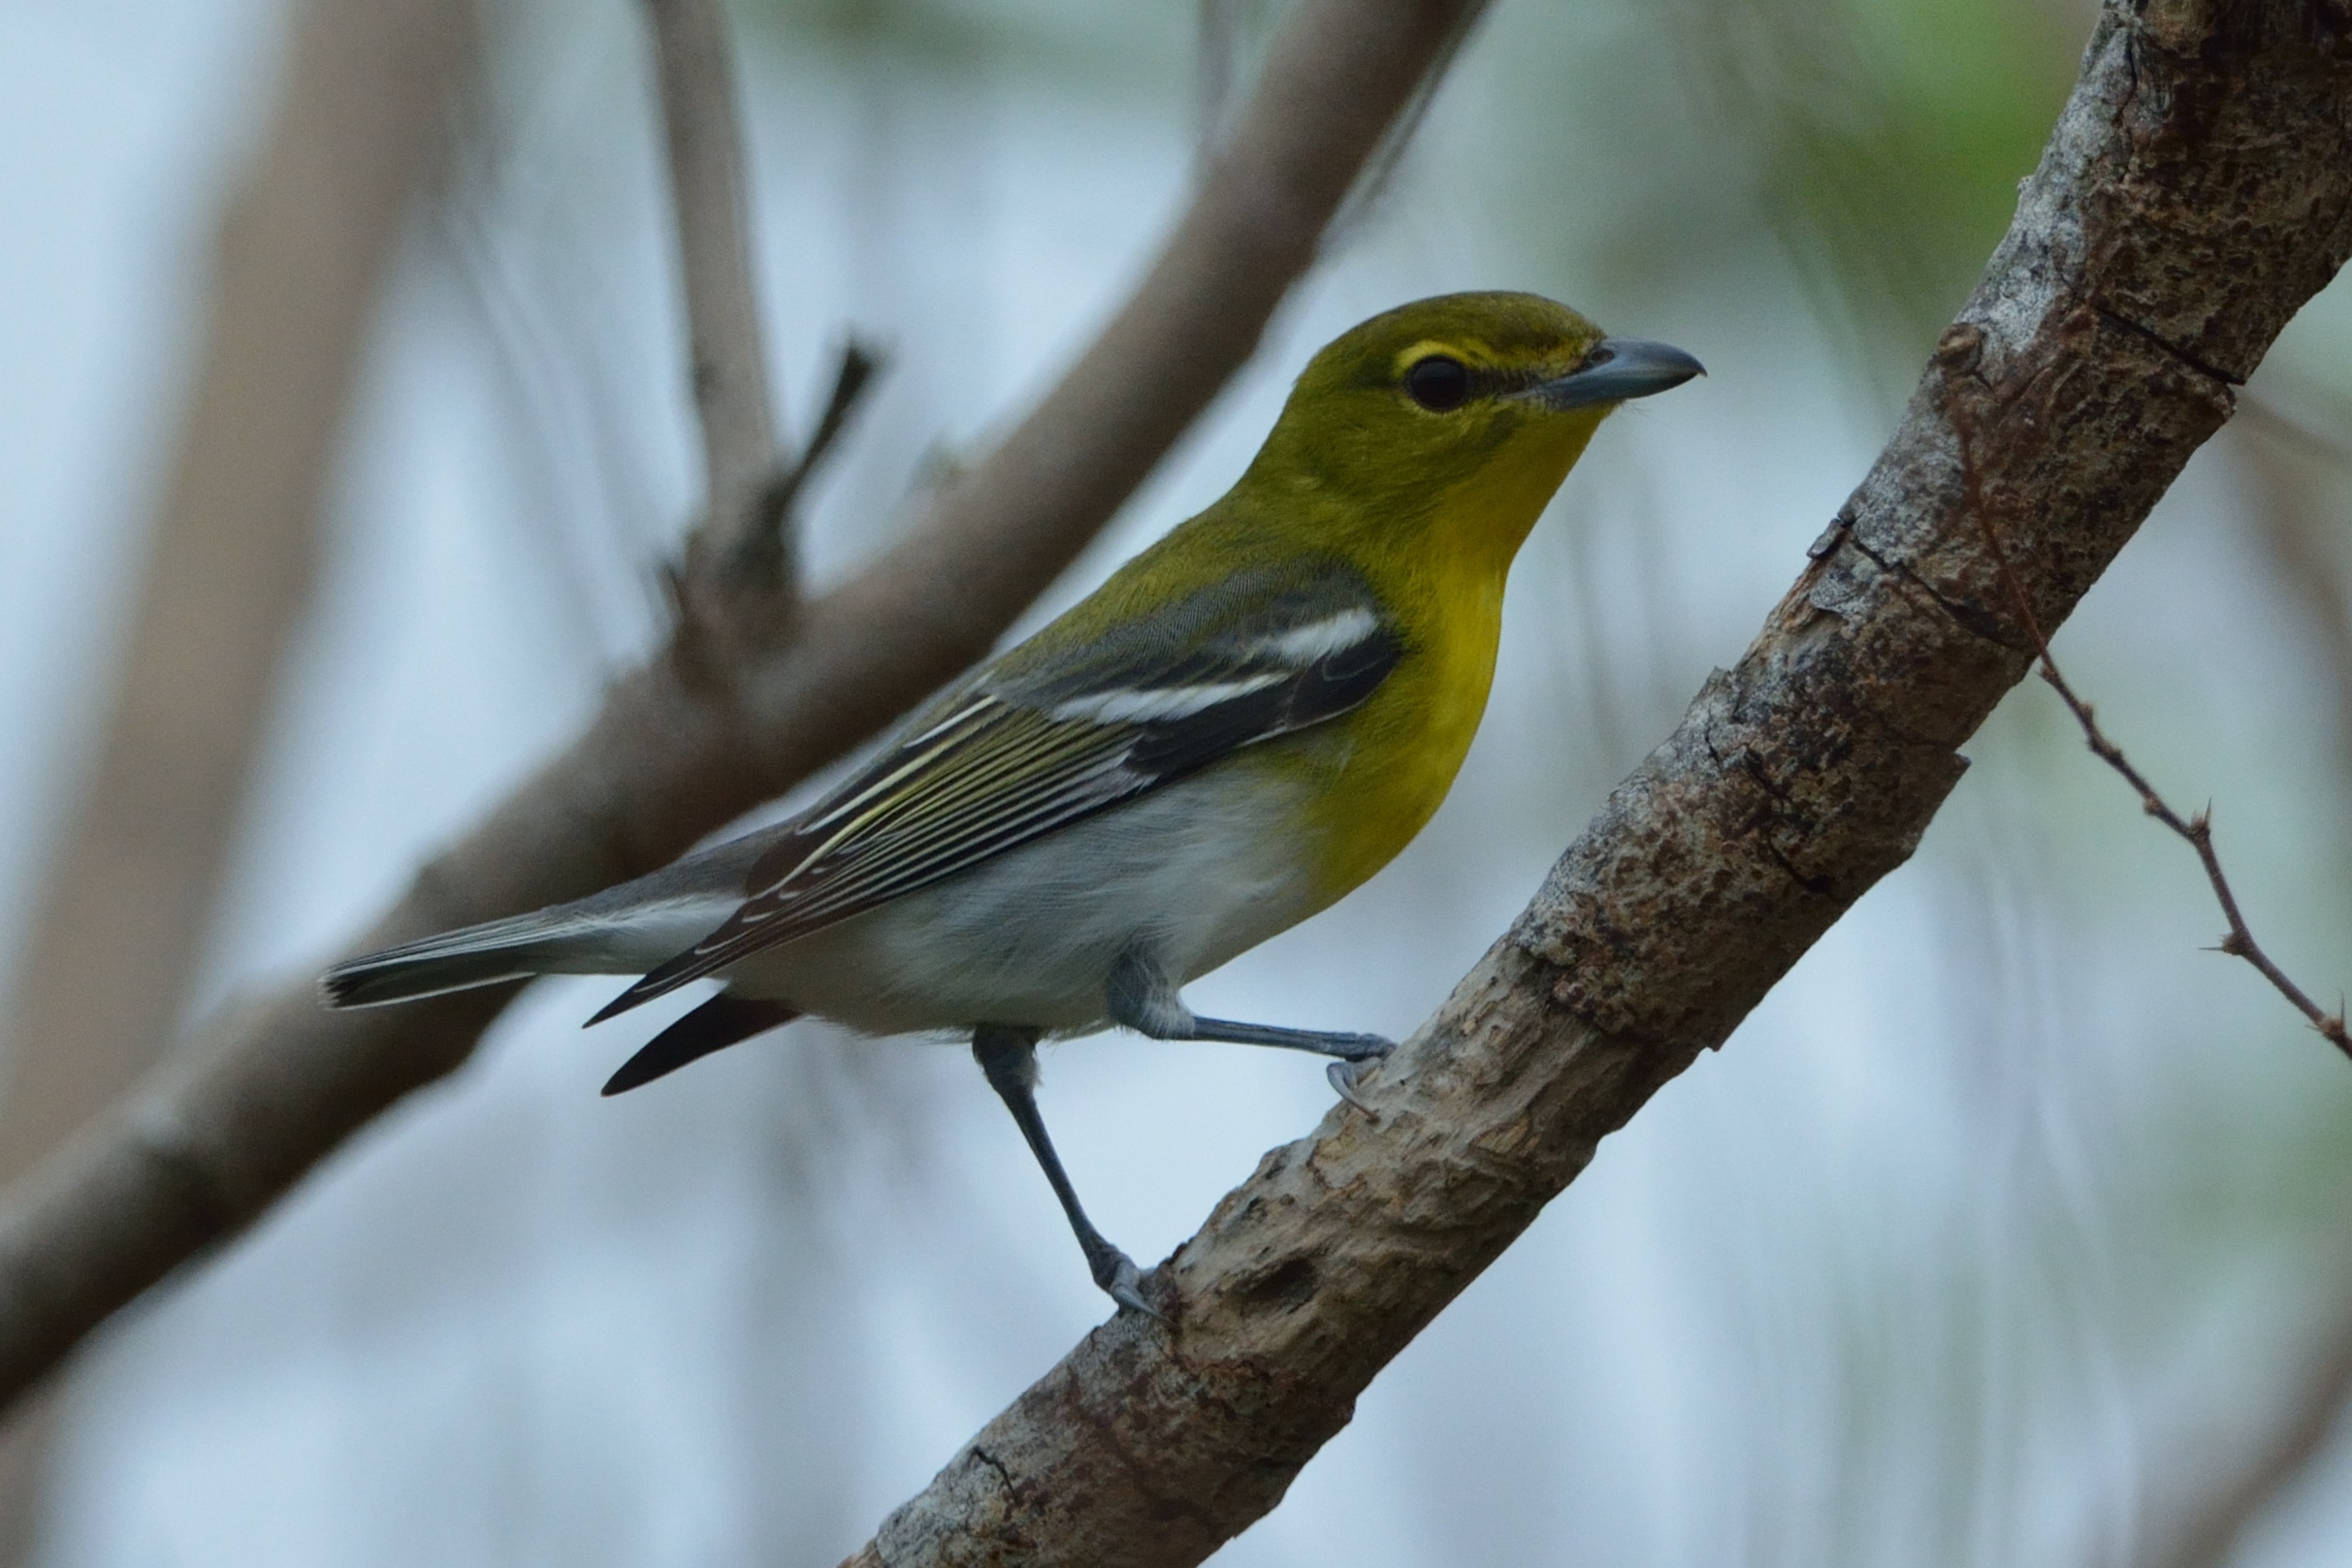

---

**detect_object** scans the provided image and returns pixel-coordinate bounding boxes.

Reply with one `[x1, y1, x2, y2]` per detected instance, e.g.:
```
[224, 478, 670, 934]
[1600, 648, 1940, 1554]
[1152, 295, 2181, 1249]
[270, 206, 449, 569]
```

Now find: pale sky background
[3, 0, 2352, 1564]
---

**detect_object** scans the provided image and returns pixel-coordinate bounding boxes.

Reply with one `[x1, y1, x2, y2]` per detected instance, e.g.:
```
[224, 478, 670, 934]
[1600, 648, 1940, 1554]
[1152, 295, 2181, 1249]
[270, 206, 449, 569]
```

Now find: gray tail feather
[321, 912, 571, 1008]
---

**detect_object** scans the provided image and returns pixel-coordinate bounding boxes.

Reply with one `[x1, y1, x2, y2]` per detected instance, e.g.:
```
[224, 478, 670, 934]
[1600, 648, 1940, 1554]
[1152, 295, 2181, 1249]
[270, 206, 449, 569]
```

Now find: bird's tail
[321, 911, 578, 1008]
[322, 879, 738, 1009]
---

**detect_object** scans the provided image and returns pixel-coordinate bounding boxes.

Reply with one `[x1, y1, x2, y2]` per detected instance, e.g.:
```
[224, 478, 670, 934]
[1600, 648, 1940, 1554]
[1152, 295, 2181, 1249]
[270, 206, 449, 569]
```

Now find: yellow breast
[1266, 415, 1590, 910]
[1286, 584, 1500, 902]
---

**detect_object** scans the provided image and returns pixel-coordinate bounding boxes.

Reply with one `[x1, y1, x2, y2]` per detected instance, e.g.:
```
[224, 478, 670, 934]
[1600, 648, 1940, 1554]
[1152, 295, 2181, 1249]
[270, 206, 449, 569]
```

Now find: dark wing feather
[590, 569, 1402, 1023]
[1127, 622, 1399, 777]
[600, 996, 800, 1095]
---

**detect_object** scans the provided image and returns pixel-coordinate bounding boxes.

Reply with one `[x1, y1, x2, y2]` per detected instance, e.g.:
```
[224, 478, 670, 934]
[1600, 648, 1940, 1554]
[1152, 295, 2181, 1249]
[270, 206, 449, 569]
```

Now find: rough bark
[846, 4, 2352, 1562]
[0, 0, 472, 1552]
[0, 0, 1485, 1415]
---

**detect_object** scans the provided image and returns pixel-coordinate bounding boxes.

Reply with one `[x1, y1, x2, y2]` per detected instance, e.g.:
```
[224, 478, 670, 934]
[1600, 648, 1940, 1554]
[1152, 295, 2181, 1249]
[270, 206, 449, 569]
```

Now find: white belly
[717, 765, 1315, 1037]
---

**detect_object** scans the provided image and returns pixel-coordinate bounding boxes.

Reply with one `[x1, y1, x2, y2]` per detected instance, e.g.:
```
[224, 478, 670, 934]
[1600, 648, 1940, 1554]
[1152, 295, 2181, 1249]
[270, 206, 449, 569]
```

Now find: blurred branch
[2140, 1294, 2352, 1568]
[1958, 410, 2351, 1059]
[842, 5, 2352, 1563]
[0, 0, 473, 1551]
[641, 0, 793, 607]
[1195, 0, 1246, 165]
[2244, 382, 2352, 488]
[2245, 397, 2352, 750]
[0, 0, 1486, 1419]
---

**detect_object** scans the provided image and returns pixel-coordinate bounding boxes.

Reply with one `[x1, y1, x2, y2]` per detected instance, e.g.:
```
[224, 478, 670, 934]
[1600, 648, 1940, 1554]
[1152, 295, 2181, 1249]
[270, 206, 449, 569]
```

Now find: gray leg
[971, 1024, 1154, 1316]
[1107, 950, 1393, 1108]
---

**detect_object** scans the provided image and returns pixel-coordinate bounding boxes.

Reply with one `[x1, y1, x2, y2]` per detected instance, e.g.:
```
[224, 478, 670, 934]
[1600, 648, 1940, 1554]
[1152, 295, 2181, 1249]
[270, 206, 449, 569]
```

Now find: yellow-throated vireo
[324, 292, 1701, 1314]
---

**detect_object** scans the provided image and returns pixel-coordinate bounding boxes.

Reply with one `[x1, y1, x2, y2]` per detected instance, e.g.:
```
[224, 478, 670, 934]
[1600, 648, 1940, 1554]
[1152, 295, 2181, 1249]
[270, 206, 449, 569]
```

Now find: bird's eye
[1404, 355, 1471, 412]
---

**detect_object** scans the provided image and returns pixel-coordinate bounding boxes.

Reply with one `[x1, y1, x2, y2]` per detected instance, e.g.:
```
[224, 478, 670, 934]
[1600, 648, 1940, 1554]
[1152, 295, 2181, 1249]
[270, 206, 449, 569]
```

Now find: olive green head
[1241, 291, 1701, 554]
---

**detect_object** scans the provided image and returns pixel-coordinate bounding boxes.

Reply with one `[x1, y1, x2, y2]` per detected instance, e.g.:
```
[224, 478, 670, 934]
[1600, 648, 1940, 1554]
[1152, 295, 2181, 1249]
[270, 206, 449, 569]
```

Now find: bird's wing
[589, 560, 1402, 1022]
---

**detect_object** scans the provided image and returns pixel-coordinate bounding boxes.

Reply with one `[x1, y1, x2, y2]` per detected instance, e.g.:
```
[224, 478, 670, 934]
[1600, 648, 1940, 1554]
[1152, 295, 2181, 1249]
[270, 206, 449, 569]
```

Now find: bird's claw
[1327, 1039, 1394, 1115]
[1094, 1248, 1163, 1320]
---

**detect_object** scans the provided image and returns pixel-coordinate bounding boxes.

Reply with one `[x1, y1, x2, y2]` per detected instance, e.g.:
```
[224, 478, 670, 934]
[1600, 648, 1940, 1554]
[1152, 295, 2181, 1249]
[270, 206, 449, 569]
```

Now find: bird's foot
[1326, 1038, 1395, 1114]
[1086, 1239, 1163, 1320]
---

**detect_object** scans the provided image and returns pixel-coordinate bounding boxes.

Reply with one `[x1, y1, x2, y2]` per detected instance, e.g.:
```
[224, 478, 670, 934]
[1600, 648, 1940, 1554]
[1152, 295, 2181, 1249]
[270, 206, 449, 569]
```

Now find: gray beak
[1521, 337, 1705, 411]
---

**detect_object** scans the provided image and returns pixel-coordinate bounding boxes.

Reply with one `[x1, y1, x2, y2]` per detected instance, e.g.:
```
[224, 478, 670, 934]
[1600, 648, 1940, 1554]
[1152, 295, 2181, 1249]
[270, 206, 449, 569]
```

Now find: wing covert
[590, 561, 1402, 1021]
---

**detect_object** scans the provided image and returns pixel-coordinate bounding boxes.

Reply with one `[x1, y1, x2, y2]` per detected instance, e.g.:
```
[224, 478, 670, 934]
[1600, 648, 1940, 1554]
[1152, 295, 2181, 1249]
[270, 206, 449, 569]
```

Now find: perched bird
[323, 292, 1701, 1313]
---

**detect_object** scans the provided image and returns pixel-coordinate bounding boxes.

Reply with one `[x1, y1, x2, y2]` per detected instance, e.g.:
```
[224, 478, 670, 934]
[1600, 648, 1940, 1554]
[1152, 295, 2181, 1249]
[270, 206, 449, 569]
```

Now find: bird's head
[1246, 291, 1701, 563]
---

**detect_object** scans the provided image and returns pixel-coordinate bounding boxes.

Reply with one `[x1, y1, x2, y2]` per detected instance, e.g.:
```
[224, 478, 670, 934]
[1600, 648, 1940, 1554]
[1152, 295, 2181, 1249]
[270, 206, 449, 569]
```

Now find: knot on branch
[668, 341, 885, 687]
[1935, 321, 1985, 376]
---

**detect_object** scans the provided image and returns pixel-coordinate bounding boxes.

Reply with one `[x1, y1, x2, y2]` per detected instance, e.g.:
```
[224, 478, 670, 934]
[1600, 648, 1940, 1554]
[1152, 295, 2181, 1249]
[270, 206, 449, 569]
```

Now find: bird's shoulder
[983, 545, 1402, 713]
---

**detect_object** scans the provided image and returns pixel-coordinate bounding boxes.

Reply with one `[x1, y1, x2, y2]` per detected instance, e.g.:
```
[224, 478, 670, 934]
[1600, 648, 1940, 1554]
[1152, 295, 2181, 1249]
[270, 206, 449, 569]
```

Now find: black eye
[1404, 355, 1471, 412]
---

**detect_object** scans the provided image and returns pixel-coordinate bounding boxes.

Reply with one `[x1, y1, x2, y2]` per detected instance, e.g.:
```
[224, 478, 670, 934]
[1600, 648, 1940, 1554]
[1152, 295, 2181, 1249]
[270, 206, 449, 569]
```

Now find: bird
[322, 291, 1702, 1314]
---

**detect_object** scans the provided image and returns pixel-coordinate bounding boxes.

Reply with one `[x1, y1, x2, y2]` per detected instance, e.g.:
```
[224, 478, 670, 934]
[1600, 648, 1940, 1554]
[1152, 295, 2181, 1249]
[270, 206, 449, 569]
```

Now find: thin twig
[753, 339, 884, 543]
[1954, 409, 2352, 1061]
[2119, 422, 2352, 1568]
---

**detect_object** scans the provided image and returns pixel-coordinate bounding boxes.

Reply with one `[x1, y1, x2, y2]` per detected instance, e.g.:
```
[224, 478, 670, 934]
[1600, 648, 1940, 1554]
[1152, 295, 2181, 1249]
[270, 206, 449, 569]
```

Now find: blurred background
[3, 0, 2351, 1561]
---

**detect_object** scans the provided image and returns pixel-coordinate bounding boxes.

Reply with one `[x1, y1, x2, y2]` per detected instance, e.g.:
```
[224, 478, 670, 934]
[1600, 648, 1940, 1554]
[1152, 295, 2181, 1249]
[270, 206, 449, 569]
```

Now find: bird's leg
[970, 1024, 1156, 1317]
[1106, 950, 1394, 1109]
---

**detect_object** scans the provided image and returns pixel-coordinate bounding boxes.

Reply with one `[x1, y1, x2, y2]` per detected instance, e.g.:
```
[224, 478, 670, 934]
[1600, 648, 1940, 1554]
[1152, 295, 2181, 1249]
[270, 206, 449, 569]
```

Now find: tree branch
[0, 0, 1486, 1418]
[641, 0, 794, 609]
[844, 4, 2352, 1562]
[0, 0, 472, 1549]
[2132, 1257, 2352, 1568]
[0, 0, 473, 1194]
